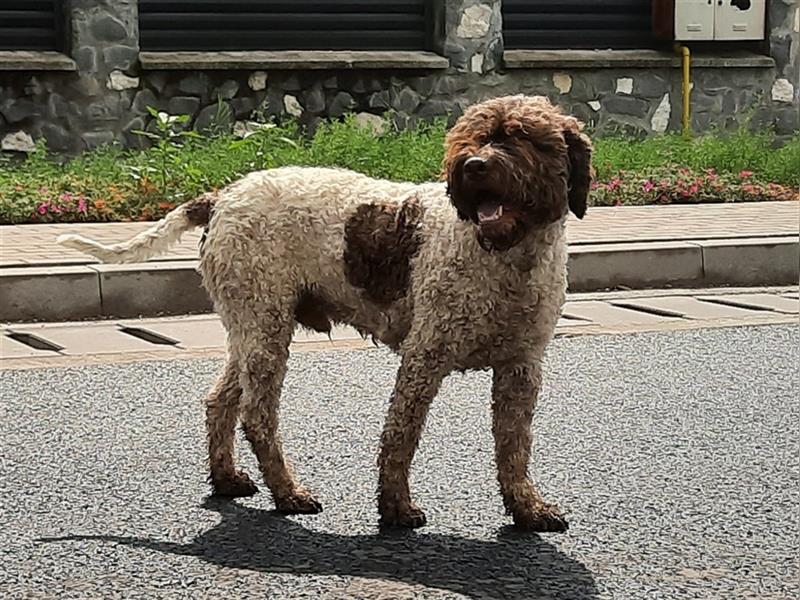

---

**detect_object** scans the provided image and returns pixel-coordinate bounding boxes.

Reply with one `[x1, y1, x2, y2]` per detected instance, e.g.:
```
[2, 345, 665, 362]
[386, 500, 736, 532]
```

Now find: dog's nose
[463, 156, 488, 176]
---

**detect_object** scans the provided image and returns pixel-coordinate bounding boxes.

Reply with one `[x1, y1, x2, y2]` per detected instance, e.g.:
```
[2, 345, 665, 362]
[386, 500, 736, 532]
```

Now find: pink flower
[642, 180, 655, 193]
[77, 197, 88, 214]
[606, 178, 622, 191]
[36, 203, 48, 215]
[689, 184, 700, 195]
[739, 170, 753, 179]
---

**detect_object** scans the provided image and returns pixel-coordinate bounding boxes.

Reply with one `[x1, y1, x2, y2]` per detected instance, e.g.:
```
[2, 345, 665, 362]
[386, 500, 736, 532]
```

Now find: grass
[0, 111, 797, 224]
[593, 127, 800, 184]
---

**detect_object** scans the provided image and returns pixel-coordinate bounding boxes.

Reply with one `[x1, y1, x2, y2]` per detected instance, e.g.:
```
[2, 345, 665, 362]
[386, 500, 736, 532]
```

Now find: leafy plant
[0, 113, 797, 225]
[131, 107, 201, 197]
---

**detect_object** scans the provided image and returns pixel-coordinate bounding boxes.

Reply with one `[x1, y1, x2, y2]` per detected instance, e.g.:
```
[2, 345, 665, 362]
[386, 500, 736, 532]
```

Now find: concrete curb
[1, 237, 797, 322]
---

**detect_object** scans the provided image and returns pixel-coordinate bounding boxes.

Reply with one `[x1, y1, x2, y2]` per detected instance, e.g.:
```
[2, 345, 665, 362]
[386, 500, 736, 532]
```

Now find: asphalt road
[1, 324, 797, 599]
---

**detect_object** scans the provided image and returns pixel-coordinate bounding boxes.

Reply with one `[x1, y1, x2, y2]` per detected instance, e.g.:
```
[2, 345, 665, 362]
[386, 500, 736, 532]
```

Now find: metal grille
[0, 0, 60, 51]
[139, 0, 431, 51]
[502, 0, 656, 49]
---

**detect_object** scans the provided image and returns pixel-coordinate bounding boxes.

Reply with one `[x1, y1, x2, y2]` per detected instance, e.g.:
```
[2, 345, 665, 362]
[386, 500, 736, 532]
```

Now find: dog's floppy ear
[563, 128, 593, 220]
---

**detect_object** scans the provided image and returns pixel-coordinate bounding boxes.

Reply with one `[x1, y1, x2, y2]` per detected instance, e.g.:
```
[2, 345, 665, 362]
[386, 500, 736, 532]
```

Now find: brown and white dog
[58, 94, 592, 531]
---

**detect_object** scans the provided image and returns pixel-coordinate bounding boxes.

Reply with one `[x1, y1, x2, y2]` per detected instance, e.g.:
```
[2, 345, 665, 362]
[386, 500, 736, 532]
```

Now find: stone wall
[1, 0, 797, 154]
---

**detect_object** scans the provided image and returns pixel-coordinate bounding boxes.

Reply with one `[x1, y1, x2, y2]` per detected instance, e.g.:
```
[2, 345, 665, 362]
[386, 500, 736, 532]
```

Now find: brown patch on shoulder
[294, 291, 333, 334]
[343, 197, 425, 306]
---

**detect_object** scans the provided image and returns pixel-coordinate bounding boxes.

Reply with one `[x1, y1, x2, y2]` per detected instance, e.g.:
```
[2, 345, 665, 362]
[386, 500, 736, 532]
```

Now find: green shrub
[0, 111, 797, 224]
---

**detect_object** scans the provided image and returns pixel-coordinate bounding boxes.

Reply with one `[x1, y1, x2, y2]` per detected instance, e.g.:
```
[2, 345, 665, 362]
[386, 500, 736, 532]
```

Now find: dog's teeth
[497, 204, 504, 217]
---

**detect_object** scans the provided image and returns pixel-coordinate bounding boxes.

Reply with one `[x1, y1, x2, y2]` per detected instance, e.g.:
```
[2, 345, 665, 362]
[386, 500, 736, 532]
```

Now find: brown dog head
[443, 95, 593, 252]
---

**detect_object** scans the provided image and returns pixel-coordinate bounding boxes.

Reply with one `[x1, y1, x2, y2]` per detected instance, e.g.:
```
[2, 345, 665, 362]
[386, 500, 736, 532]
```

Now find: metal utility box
[675, 0, 716, 40]
[672, 0, 766, 41]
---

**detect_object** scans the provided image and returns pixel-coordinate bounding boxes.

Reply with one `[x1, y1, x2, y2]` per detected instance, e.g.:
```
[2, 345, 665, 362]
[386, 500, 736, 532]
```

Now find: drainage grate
[118, 326, 179, 346]
[5, 332, 64, 352]
[697, 297, 776, 313]
[560, 313, 591, 322]
[609, 302, 685, 319]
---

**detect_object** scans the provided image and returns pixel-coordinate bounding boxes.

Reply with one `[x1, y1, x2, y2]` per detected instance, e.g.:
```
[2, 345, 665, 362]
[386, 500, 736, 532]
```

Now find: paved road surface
[1, 325, 797, 599]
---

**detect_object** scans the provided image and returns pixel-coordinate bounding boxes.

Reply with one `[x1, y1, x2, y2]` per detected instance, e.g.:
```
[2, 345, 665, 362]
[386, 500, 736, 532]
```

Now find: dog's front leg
[378, 348, 450, 528]
[492, 362, 568, 532]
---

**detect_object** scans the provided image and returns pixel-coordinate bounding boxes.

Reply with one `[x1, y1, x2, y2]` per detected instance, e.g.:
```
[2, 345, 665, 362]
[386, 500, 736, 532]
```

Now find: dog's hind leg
[206, 359, 258, 498]
[491, 362, 568, 532]
[234, 309, 322, 515]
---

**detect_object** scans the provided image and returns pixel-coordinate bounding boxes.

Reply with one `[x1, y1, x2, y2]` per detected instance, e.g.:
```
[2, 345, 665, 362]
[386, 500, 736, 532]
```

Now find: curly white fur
[57, 95, 590, 532]
[57, 203, 195, 263]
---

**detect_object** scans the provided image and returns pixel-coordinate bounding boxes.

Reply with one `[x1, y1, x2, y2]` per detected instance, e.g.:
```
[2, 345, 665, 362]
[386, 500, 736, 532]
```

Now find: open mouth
[477, 200, 504, 224]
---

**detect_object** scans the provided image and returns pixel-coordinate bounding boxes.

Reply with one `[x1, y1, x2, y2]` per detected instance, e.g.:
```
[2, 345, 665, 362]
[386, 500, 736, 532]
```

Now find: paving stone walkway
[1, 201, 797, 267]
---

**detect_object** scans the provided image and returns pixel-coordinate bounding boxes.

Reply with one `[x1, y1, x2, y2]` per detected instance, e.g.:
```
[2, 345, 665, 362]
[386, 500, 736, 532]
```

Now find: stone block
[392, 87, 421, 113]
[603, 95, 650, 118]
[248, 71, 267, 91]
[82, 130, 115, 149]
[72, 46, 97, 72]
[635, 74, 669, 99]
[368, 90, 390, 109]
[1, 98, 39, 123]
[456, 4, 493, 39]
[416, 99, 451, 120]
[167, 96, 201, 116]
[130, 88, 158, 115]
[216, 79, 240, 100]
[107, 70, 139, 91]
[40, 123, 72, 152]
[408, 75, 438, 97]
[568, 242, 703, 292]
[178, 73, 211, 96]
[102, 45, 139, 71]
[193, 101, 233, 132]
[304, 85, 326, 114]
[552, 73, 572, 94]
[1, 131, 35, 152]
[90, 15, 128, 42]
[46, 94, 70, 119]
[772, 78, 795, 103]
[329, 91, 356, 117]
[353, 112, 386, 134]
[0, 266, 101, 321]
[88, 262, 212, 318]
[230, 96, 257, 119]
[283, 94, 303, 117]
[697, 237, 799, 286]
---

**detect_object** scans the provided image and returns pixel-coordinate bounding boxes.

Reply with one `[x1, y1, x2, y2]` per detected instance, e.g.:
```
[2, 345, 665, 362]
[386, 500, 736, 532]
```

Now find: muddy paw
[211, 470, 259, 498]
[274, 488, 323, 515]
[513, 503, 569, 533]
[379, 503, 427, 529]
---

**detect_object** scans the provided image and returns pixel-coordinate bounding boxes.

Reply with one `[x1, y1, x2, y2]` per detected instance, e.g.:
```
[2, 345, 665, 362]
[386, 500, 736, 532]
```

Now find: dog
[58, 94, 592, 531]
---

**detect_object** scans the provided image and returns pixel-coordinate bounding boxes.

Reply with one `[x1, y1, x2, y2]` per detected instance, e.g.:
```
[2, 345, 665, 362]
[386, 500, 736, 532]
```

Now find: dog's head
[443, 95, 593, 252]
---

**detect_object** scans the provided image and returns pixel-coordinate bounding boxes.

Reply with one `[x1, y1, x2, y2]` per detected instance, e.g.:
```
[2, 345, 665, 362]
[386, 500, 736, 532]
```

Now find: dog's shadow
[41, 497, 598, 599]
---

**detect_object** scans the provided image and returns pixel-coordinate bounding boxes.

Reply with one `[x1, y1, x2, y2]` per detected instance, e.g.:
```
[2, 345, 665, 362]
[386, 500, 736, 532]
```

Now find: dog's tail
[57, 197, 213, 264]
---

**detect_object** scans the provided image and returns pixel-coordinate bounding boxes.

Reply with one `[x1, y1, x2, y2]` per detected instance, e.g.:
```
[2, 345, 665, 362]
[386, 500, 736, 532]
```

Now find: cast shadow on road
[41, 497, 598, 599]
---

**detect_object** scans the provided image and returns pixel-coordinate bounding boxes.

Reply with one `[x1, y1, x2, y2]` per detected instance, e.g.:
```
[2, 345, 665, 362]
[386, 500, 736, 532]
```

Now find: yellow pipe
[675, 44, 691, 137]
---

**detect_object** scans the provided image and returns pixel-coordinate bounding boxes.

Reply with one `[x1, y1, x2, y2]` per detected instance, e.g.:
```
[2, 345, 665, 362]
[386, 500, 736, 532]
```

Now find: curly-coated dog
[58, 94, 592, 531]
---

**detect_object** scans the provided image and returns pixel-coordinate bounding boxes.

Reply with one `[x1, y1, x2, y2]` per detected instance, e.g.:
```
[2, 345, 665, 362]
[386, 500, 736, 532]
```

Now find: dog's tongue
[477, 201, 504, 224]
